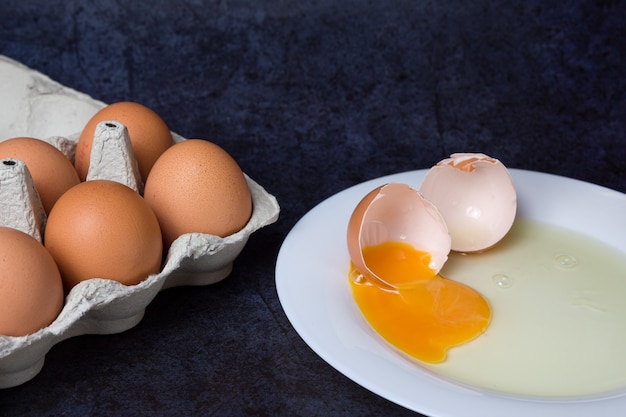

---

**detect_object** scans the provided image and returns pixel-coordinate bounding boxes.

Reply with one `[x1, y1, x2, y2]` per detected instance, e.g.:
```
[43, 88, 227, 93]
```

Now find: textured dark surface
[1, 1, 625, 416]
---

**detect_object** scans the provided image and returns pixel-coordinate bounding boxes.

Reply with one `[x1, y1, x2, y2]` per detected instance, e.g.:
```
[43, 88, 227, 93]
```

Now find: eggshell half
[419, 153, 517, 252]
[347, 182, 451, 289]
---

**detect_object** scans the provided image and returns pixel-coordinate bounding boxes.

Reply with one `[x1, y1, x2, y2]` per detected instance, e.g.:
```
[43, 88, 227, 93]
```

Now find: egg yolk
[349, 241, 491, 363]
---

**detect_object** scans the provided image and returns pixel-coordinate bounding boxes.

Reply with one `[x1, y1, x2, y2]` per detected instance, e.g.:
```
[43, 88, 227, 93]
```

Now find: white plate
[275, 169, 626, 417]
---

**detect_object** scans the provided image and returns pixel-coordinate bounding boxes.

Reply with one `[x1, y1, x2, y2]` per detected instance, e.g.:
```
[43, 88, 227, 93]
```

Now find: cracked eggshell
[347, 183, 451, 289]
[419, 153, 517, 253]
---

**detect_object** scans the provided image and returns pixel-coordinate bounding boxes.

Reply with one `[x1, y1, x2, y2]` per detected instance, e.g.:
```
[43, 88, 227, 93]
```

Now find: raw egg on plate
[347, 183, 491, 363]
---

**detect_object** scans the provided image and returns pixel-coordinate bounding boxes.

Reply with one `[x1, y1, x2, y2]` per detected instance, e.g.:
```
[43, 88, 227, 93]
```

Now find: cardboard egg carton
[0, 55, 280, 388]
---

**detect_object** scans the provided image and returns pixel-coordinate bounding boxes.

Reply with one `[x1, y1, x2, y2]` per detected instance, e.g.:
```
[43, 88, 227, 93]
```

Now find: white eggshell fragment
[347, 182, 451, 289]
[419, 153, 517, 253]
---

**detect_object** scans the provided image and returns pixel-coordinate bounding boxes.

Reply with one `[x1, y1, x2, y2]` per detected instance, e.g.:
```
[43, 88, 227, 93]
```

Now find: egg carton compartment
[0, 55, 280, 388]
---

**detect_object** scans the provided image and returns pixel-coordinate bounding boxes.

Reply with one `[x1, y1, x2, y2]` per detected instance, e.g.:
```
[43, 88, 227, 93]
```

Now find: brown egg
[0, 137, 80, 214]
[44, 180, 163, 291]
[74, 102, 174, 182]
[143, 139, 252, 250]
[0, 226, 64, 336]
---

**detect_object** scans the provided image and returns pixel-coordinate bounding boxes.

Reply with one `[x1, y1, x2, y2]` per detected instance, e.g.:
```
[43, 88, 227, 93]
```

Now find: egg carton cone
[0, 55, 280, 388]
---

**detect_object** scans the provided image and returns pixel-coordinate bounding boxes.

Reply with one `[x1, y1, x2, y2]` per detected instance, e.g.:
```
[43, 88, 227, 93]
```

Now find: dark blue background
[1, 1, 625, 416]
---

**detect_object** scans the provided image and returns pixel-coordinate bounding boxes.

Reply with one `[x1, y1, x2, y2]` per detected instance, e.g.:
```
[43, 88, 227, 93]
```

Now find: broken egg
[419, 153, 517, 253]
[346, 182, 491, 363]
[347, 183, 450, 289]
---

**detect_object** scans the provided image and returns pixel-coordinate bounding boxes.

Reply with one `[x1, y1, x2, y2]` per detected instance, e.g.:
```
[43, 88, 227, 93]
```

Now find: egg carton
[0, 55, 280, 388]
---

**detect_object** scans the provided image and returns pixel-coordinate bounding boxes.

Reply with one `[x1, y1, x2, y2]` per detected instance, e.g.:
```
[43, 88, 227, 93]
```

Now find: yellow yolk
[361, 241, 434, 287]
[349, 241, 491, 363]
